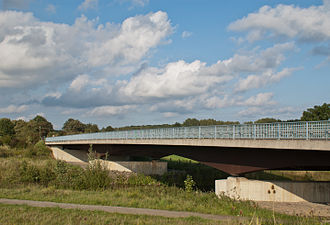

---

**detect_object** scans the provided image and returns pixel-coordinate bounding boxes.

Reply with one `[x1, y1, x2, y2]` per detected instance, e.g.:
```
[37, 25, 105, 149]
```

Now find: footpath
[0, 198, 246, 222]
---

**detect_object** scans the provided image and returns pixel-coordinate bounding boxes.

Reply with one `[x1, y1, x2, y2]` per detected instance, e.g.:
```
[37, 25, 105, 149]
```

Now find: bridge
[46, 120, 330, 176]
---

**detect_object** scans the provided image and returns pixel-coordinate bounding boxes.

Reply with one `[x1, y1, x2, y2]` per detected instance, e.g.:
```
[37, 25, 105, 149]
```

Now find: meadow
[0, 145, 326, 225]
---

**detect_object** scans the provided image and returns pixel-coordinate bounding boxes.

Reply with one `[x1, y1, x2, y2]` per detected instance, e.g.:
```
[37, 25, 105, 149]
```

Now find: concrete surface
[50, 146, 88, 162]
[50, 147, 167, 175]
[93, 159, 167, 175]
[215, 177, 330, 203]
[46, 138, 330, 151]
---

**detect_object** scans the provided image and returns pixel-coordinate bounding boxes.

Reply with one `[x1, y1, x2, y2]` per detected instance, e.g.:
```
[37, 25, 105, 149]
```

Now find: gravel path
[0, 198, 246, 222]
[257, 201, 330, 219]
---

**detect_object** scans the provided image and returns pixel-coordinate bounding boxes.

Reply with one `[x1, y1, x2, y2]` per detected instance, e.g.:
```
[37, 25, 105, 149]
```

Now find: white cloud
[78, 0, 98, 11]
[238, 92, 276, 106]
[238, 106, 299, 119]
[87, 105, 136, 116]
[118, 0, 149, 7]
[69, 74, 90, 92]
[41, 41, 293, 112]
[235, 67, 296, 92]
[46, 4, 56, 14]
[229, 1, 330, 43]
[0, 105, 28, 114]
[0, 10, 173, 89]
[131, 0, 149, 7]
[182, 31, 192, 39]
[120, 60, 230, 100]
[162, 112, 179, 118]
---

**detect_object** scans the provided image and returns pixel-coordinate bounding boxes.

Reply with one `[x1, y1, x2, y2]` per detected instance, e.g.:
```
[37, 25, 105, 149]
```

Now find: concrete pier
[215, 177, 330, 203]
[92, 159, 167, 175]
[50, 146, 167, 175]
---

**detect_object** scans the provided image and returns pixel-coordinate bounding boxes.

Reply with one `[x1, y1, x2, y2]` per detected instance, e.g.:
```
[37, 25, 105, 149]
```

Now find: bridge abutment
[50, 146, 167, 175]
[215, 177, 330, 203]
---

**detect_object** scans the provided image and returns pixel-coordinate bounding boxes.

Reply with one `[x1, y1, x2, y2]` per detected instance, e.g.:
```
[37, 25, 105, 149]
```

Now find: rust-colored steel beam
[62, 143, 330, 176]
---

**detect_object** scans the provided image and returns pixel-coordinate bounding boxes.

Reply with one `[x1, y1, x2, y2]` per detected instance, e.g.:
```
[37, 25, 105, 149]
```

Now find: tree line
[0, 103, 329, 148]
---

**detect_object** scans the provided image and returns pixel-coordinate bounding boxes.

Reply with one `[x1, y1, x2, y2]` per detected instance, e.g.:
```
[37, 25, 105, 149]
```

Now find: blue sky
[0, 0, 329, 129]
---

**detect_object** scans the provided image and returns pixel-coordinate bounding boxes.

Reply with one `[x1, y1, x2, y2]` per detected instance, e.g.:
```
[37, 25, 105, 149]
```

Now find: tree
[85, 123, 99, 133]
[183, 118, 200, 126]
[101, 125, 115, 132]
[29, 115, 54, 138]
[0, 118, 15, 137]
[301, 103, 330, 121]
[0, 118, 15, 146]
[254, 118, 281, 124]
[62, 118, 86, 134]
[13, 119, 29, 147]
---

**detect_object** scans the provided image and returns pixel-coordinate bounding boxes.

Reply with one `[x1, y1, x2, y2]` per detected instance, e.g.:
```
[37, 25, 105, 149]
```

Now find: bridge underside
[59, 143, 330, 176]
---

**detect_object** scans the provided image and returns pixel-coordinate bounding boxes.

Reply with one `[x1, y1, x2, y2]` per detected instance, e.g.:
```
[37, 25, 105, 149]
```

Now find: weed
[184, 175, 196, 192]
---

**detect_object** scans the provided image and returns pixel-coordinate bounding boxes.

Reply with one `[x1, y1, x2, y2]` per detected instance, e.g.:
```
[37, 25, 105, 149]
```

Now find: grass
[0, 185, 322, 224]
[162, 154, 199, 163]
[0, 149, 326, 224]
[0, 203, 225, 225]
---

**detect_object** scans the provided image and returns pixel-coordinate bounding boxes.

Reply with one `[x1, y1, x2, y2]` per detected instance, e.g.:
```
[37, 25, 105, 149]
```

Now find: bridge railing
[46, 120, 329, 142]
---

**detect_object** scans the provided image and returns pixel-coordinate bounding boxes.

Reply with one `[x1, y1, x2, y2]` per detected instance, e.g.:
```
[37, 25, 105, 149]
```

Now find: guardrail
[46, 120, 330, 143]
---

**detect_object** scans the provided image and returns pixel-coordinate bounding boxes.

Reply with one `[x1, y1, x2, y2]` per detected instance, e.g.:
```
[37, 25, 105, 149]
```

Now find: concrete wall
[93, 159, 167, 175]
[215, 177, 330, 203]
[50, 146, 88, 162]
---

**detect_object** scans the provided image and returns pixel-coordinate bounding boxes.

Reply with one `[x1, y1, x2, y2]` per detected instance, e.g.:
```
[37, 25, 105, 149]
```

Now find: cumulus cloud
[118, 0, 149, 7]
[87, 105, 136, 116]
[78, 0, 98, 11]
[238, 92, 276, 106]
[238, 106, 299, 119]
[46, 4, 56, 14]
[0, 10, 172, 90]
[120, 60, 231, 100]
[229, 1, 330, 43]
[235, 67, 297, 92]
[0, 104, 28, 114]
[41, 40, 293, 114]
[182, 31, 192, 39]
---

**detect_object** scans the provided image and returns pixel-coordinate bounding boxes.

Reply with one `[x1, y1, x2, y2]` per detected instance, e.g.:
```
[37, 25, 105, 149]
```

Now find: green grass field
[0, 203, 226, 225]
[0, 147, 327, 225]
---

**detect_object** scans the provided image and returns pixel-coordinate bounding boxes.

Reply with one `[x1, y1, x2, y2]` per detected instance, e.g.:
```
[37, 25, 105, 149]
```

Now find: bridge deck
[46, 120, 329, 145]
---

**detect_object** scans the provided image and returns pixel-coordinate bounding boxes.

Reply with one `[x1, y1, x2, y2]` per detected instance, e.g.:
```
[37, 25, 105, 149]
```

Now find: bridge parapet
[46, 120, 329, 143]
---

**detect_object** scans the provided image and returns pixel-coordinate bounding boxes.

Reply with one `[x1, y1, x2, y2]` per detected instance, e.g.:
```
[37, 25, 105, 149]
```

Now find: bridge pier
[50, 146, 167, 175]
[215, 177, 330, 203]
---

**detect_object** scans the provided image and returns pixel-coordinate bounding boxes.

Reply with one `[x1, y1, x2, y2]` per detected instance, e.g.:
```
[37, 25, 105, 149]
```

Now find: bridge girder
[61, 143, 330, 176]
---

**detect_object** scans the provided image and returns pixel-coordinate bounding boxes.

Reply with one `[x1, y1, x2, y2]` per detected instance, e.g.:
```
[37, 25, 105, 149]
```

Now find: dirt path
[0, 198, 246, 222]
[257, 201, 330, 219]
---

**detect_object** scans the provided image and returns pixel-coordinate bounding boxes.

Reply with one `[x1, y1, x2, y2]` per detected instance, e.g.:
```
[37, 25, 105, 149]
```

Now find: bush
[24, 141, 51, 158]
[184, 175, 196, 192]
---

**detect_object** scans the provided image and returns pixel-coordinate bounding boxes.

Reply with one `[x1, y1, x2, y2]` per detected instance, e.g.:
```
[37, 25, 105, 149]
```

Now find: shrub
[184, 175, 196, 192]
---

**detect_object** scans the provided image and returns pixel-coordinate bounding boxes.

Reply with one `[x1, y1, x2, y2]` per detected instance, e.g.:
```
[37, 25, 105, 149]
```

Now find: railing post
[233, 125, 235, 140]
[172, 128, 175, 139]
[306, 122, 309, 140]
[198, 126, 201, 139]
[277, 123, 280, 140]
[214, 126, 217, 139]
[126, 131, 128, 140]
[253, 123, 256, 140]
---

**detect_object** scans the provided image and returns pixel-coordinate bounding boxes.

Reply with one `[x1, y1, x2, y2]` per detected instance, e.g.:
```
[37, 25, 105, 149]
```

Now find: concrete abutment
[50, 146, 167, 175]
[215, 177, 330, 203]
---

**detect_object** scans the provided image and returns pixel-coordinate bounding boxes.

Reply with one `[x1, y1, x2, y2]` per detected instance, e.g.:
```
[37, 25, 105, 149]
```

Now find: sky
[0, 0, 329, 129]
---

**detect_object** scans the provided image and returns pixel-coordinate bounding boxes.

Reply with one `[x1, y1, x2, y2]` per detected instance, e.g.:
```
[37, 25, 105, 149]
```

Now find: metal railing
[46, 120, 330, 143]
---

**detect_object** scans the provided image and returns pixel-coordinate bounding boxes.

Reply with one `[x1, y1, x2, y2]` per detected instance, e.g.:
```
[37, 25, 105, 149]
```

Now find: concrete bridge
[46, 120, 330, 176]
